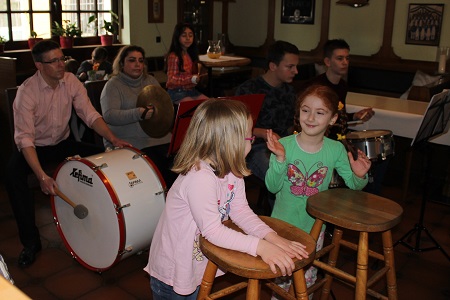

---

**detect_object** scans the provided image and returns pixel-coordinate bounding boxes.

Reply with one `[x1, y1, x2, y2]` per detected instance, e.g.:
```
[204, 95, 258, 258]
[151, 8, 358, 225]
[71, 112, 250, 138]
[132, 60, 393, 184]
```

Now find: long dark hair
[167, 22, 199, 72]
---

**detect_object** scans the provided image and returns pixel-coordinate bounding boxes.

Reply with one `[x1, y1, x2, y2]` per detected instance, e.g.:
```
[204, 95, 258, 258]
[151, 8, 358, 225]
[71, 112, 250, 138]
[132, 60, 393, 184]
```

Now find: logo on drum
[70, 168, 93, 186]
[128, 179, 143, 188]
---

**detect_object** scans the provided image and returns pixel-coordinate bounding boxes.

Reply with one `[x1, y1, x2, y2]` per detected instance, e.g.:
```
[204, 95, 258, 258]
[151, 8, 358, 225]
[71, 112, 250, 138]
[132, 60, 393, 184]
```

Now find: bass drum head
[51, 147, 166, 272]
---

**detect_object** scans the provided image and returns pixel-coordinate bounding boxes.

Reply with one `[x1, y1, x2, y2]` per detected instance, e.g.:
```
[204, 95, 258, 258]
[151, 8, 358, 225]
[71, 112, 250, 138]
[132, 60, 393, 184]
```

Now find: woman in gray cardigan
[100, 45, 176, 187]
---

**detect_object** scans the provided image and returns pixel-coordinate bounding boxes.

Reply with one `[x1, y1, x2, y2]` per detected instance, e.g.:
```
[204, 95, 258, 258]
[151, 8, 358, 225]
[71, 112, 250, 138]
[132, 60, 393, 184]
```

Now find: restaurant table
[346, 92, 450, 201]
[199, 55, 251, 97]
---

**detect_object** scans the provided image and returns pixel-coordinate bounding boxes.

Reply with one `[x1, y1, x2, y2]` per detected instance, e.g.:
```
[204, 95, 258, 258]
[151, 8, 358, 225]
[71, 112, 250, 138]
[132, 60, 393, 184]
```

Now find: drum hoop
[347, 129, 393, 141]
[51, 153, 126, 272]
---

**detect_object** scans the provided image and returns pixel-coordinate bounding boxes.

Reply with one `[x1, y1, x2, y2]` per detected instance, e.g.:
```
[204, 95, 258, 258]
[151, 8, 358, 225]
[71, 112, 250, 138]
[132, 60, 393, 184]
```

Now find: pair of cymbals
[136, 85, 174, 138]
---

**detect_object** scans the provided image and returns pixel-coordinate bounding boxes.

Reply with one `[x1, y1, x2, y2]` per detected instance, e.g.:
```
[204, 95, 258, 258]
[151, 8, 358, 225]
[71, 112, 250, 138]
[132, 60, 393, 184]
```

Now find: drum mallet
[55, 187, 89, 219]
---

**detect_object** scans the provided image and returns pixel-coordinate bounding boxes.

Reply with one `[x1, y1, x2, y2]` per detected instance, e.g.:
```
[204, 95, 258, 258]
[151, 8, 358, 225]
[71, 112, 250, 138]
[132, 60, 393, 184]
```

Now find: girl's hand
[256, 239, 296, 276]
[266, 129, 285, 162]
[348, 149, 371, 178]
[264, 232, 309, 260]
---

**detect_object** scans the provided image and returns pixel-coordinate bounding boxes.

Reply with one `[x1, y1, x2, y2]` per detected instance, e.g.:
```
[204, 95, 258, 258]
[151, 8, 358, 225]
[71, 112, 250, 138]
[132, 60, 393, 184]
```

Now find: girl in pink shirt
[145, 99, 309, 299]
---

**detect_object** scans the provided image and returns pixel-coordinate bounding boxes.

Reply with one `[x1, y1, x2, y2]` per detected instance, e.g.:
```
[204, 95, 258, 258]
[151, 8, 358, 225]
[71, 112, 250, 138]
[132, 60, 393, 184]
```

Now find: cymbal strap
[140, 105, 153, 120]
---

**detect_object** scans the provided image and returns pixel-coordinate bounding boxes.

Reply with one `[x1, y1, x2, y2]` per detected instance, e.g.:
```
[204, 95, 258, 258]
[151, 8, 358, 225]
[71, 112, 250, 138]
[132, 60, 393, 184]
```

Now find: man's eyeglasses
[245, 135, 256, 145]
[41, 56, 68, 65]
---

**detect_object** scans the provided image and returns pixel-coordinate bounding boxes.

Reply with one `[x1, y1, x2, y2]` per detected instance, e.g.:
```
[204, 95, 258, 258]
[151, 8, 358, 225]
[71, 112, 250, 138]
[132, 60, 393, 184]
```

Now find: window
[0, 0, 118, 49]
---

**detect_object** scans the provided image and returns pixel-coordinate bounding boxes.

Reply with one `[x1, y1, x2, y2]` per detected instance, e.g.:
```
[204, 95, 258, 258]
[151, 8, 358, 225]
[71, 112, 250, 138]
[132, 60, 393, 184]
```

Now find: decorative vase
[59, 36, 74, 49]
[28, 38, 43, 49]
[100, 35, 113, 46]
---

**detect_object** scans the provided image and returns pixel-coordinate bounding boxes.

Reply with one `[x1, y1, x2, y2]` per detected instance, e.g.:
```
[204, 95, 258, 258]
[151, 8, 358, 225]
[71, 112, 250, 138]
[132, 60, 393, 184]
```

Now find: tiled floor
[1, 157, 449, 299]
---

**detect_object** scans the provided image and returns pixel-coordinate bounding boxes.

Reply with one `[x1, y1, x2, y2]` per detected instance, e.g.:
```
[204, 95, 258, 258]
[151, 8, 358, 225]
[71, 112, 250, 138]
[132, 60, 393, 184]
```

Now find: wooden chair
[78, 80, 108, 147]
[197, 216, 316, 300]
[307, 189, 403, 300]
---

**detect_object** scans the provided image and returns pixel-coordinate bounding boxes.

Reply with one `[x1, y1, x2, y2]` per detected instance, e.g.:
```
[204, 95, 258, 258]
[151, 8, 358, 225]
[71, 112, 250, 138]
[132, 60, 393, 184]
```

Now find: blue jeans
[150, 277, 199, 300]
[247, 142, 275, 210]
[168, 88, 203, 104]
[247, 142, 271, 182]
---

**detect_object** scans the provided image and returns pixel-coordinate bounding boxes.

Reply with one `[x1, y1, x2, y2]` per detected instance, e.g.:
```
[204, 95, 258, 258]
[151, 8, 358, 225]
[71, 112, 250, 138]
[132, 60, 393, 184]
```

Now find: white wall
[122, 0, 178, 57]
[126, 0, 450, 62]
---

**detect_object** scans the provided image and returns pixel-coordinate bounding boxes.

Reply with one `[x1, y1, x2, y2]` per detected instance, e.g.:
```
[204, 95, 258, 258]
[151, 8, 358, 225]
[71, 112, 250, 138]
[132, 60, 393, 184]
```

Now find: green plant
[89, 11, 119, 35]
[0, 35, 7, 44]
[52, 20, 82, 37]
[30, 31, 38, 38]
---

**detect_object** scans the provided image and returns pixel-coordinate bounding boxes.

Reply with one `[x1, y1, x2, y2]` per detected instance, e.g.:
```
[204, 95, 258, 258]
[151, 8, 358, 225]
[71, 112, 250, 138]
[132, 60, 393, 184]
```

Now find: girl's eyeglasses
[245, 135, 256, 145]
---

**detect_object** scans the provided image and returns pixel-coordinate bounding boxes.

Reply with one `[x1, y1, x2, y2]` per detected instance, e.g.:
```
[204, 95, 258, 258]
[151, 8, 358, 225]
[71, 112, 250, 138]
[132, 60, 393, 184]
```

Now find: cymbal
[136, 85, 174, 138]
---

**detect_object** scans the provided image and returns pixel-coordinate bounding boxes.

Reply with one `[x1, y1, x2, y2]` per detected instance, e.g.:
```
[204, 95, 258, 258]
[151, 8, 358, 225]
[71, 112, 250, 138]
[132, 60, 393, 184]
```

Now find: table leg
[207, 67, 213, 97]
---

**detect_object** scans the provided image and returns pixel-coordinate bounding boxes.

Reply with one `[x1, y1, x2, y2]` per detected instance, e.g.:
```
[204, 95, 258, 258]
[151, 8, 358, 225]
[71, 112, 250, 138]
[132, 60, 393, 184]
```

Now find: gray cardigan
[100, 72, 171, 149]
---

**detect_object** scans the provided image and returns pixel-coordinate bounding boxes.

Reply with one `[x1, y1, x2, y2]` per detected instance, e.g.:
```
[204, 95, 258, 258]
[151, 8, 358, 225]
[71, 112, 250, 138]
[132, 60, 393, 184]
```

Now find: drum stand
[394, 90, 450, 261]
[394, 144, 450, 261]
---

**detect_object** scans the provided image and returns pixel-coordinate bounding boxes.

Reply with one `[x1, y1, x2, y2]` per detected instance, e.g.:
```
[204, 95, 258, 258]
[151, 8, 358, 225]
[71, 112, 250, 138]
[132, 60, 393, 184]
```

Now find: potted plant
[28, 31, 43, 49]
[52, 20, 82, 48]
[0, 35, 7, 53]
[89, 11, 119, 46]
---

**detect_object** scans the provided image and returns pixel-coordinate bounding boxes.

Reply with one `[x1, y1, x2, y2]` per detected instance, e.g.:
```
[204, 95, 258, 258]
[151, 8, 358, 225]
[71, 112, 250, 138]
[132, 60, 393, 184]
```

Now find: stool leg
[246, 278, 260, 300]
[355, 232, 369, 300]
[310, 219, 324, 241]
[197, 260, 218, 300]
[382, 230, 398, 300]
[320, 227, 343, 300]
[292, 269, 309, 300]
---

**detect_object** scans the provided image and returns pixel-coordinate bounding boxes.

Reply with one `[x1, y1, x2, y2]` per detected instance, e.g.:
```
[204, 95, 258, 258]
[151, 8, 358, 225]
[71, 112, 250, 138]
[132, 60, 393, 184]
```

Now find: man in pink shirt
[5, 40, 130, 267]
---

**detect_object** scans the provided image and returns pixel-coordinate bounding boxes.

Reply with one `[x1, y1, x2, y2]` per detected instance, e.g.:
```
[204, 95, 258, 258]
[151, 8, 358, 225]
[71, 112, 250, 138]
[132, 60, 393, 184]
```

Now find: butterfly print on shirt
[287, 161, 328, 196]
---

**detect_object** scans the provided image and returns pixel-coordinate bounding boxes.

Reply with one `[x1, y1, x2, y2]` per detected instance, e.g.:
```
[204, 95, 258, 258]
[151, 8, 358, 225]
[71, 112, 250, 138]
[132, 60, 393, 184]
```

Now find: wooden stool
[307, 189, 403, 300]
[197, 216, 316, 300]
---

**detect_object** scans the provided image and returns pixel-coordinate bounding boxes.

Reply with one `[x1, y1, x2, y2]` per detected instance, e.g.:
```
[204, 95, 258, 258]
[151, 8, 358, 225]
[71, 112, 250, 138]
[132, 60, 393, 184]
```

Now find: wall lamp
[336, 0, 369, 8]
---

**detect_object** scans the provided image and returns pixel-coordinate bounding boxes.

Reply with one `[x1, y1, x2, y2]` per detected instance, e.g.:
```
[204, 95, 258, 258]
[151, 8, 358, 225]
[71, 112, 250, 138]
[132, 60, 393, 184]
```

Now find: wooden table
[0, 276, 31, 299]
[199, 55, 251, 97]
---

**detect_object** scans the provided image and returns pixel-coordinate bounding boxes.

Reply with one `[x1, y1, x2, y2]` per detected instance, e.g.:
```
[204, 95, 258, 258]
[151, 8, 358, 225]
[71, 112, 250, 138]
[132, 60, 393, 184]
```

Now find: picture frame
[281, 0, 315, 24]
[405, 4, 444, 46]
[148, 0, 164, 23]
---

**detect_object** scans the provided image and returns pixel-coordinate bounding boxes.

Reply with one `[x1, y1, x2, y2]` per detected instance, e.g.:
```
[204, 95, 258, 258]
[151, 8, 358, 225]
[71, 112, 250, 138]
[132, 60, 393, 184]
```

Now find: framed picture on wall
[405, 4, 444, 46]
[281, 0, 315, 24]
[148, 0, 164, 23]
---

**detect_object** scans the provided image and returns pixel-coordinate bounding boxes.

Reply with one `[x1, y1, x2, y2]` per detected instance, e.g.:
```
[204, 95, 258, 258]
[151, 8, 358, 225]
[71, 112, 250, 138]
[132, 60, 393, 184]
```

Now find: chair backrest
[83, 80, 108, 147]
[84, 80, 108, 114]
[5, 87, 18, 152]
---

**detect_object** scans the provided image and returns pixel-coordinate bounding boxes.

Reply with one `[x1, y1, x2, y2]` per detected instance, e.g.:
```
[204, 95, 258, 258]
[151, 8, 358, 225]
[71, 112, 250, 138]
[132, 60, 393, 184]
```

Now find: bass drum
[51, 147, 166, 272]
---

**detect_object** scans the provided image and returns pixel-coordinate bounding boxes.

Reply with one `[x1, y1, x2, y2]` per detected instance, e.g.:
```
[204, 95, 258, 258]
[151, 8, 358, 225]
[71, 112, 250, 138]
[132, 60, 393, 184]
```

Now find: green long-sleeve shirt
[266, 134, 368, 233]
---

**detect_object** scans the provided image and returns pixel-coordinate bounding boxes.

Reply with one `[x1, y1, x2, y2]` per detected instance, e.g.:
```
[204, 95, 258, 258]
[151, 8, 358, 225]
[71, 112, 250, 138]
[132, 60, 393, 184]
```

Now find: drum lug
[65, 154, 81, 161]
[132, 153, 143, 160]
[119, 246, 133, 256]
[92, 163, 108, 171]
[116, 203, 131, 212]
[155, 190, 165, 196]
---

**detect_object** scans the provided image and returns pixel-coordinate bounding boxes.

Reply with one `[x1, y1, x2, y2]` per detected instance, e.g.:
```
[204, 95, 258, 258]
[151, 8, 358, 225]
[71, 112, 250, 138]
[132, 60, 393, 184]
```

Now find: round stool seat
[307, 188, 403, 232]
[200, 216, 316, 279]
